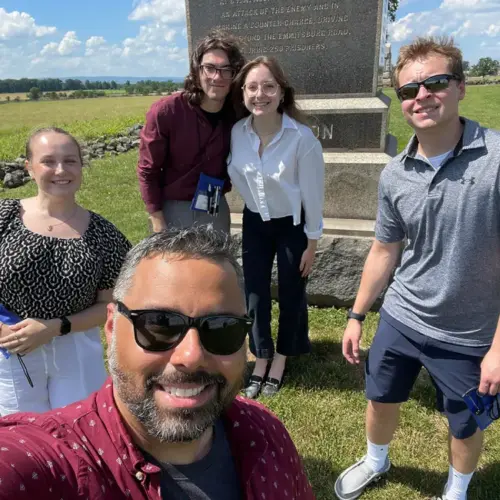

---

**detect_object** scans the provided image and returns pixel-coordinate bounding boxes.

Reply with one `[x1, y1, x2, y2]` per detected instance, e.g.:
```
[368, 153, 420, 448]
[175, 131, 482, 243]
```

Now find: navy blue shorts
[365, 311, 489, 439]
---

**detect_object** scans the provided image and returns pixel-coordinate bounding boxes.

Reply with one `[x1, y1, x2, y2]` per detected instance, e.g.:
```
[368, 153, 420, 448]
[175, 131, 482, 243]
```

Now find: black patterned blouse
[0, 199, 131, 320]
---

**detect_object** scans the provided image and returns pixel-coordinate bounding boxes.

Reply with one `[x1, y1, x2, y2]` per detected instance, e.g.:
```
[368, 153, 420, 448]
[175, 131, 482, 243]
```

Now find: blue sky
[0, 0, 499, 79]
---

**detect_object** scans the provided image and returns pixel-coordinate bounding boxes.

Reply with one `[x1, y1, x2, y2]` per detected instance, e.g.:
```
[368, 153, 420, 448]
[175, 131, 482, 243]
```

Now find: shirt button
[135, 471, 144, 481]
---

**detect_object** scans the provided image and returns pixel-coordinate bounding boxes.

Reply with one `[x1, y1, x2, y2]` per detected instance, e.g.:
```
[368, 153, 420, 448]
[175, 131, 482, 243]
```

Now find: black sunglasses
[396, 73, 461, 102]
[116, 301, 252, 355]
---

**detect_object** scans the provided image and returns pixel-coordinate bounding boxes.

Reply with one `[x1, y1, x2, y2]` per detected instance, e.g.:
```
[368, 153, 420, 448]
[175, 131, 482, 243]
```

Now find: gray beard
[108, 330, 244, 443]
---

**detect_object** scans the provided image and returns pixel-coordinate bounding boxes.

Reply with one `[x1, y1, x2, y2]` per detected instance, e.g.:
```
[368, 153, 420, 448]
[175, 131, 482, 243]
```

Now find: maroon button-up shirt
[137, 92, 233, 214]
[0, 379, 315, 499]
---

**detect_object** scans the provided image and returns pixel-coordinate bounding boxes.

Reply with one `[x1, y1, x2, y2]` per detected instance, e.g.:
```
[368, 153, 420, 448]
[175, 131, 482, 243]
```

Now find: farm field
[0, 95, 159, 161]
[2, 85, 500, 499]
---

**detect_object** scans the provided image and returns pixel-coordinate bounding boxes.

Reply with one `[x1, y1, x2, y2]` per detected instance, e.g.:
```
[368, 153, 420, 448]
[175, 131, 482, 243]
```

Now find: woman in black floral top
[0, 127, 131, 415]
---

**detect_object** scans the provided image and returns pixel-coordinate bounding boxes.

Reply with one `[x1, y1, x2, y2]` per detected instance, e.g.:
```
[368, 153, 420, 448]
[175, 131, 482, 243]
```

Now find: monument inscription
[186, 0, 384, 96]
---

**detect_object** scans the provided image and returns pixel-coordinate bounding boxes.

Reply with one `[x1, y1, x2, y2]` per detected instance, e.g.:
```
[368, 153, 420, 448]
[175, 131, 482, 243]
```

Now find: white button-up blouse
[228, 113, 325, 239]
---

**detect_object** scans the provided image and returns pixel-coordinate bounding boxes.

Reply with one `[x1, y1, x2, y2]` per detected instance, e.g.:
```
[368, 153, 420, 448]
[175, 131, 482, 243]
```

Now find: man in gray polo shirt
[334, 37, 500, 500]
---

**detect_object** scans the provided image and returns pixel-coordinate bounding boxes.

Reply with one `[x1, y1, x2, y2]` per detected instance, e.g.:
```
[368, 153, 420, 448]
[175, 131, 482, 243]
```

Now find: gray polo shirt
[376, 117, 500, 347]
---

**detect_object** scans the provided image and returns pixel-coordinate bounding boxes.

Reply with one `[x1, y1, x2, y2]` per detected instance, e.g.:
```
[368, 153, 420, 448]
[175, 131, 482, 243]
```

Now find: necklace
[46, 206, 79, 231]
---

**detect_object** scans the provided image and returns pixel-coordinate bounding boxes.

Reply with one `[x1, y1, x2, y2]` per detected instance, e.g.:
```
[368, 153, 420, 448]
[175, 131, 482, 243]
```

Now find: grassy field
[0, 92, 31, 101]
[2, 86, 500, 499]
[0, 95, 159, 161]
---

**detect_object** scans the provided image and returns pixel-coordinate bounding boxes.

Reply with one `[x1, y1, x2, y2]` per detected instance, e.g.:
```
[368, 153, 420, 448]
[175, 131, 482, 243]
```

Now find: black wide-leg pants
[242, 207, 311, 359]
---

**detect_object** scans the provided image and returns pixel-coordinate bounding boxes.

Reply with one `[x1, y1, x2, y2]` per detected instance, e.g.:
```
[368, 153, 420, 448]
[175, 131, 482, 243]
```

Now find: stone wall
[231, 231, 384, 309]
[0, 124, 143, 189]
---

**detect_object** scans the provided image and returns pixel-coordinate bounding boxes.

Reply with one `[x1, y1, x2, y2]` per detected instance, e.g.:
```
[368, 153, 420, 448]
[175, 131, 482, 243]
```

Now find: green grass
[0, 95, 160, 161]
[3, 86, 500, 499]
[384, 86, 500, 152]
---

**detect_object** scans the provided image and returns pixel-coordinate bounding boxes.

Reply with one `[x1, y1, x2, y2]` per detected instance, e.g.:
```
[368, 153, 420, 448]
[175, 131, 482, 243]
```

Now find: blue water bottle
[0, 304, 22, 360]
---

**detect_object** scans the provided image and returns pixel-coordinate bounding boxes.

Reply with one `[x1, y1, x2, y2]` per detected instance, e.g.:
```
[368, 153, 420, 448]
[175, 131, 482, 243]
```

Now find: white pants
[0, 327, 107, 416]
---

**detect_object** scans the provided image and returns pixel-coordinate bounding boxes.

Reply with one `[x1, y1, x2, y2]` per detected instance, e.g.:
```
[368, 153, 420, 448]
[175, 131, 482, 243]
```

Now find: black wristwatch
[347, 308, 366, 322]
[60, 316, 72, 336]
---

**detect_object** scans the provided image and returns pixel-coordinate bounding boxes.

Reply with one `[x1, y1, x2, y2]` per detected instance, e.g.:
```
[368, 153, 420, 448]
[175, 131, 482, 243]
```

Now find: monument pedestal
[186, 0, 394, 306]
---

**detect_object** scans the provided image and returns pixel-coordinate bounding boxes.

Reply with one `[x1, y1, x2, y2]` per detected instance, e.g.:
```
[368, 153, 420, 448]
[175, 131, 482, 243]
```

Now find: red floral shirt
[0, 378, 315, 499]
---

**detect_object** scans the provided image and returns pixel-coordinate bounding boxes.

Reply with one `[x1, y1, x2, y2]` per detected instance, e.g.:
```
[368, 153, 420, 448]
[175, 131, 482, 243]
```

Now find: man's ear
[104, 302, 116, 347]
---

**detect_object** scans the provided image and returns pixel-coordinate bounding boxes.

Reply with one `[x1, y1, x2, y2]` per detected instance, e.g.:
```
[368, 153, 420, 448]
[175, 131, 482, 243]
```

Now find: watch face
[60, 317, 71, 334]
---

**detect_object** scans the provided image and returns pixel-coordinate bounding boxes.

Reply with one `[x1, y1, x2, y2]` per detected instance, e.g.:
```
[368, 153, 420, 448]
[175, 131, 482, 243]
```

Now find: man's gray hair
[113, 225, 243, 302]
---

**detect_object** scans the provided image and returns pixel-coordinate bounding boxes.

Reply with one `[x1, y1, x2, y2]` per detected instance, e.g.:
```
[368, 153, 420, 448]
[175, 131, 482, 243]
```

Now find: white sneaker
[334, 455, 391, 500]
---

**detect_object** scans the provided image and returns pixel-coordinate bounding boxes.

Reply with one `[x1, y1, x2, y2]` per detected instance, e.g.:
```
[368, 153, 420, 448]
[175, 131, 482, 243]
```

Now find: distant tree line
[0, 78, 120, 93]
[123, 79, 180, 95]
[0, 77, 181, 95]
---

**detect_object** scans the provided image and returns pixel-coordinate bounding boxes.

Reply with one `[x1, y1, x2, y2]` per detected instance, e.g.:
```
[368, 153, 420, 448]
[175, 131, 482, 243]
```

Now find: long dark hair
[232, 56, 309, 125]
[184, 31, 246, 107]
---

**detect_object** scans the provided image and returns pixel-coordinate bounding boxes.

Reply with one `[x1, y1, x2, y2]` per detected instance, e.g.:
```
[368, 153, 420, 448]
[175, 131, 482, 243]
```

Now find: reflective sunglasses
[396, 74, 461, 102]
[116, 301, 252, 355]
[242, 81, 280, 97]
[200, 64, 235, 81]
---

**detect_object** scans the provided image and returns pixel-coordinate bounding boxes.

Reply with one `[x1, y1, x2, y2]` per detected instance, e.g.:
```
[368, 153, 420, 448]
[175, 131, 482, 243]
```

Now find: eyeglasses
[116, 301, 253, 355]
[396, 74, 461, 102]
[200, 64, 235, 81]
[242, 81, 280, 97]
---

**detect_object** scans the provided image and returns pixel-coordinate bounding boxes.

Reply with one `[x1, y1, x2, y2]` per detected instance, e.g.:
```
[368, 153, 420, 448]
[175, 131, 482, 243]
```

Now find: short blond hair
[393, 36, 464, 88]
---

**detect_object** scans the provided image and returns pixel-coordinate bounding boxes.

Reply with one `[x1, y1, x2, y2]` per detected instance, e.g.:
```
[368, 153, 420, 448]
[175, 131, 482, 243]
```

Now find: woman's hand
[299, 239, 318, 278]
[0, 318, 61, 356]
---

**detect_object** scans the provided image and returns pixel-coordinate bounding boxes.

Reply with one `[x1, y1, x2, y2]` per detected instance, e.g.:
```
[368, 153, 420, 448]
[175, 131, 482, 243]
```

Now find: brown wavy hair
[232, 56, 309, 125]
[183, 31, 246, 107]
[394, 36, 465, 88]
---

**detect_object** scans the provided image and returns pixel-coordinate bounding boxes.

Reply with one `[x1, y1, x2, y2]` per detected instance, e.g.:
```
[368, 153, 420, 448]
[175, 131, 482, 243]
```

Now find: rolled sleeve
[137, 101, 170, 214]
[375, 171, 405, 243]
[298, 139, 325, 239]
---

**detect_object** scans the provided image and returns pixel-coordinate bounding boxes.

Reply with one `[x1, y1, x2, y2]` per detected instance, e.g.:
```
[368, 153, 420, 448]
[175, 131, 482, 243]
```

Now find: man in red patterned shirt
[0, 227, 314, 500]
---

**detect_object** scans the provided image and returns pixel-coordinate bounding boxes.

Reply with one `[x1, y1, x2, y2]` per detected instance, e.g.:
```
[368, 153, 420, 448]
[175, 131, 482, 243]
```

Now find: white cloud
[0, 8, 56, 39]
[486, 24, 500, 35]
[58, 31, 81, 56]
[390, 0, 500, 42]
[1, 2, 188, 78]
[86, 36, 106, 49]
[391, 13, 415, 41]
[40, 31, 81, 57]
[85, 36, 107, 56]
[40, 42, 58, 56]
[441, 0, 500, 10]
[129, 0, 186, 24]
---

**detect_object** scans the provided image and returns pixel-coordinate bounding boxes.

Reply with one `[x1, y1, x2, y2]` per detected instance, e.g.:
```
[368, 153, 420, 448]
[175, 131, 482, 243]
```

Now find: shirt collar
[243, 112, 297, 135]
[399, 117, 486, 163]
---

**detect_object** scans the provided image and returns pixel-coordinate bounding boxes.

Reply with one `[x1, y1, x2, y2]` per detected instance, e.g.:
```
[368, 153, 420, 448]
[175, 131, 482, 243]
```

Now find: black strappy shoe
[261, 377, 282, 397]
[242, 375, 264, 399]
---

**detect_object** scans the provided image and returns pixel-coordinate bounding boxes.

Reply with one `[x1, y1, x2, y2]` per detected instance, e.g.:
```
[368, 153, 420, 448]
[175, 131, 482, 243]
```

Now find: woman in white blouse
[228, 57, 324, 398]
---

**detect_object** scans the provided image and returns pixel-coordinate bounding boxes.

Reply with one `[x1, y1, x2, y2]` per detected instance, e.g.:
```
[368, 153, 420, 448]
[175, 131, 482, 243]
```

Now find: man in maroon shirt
[137, 33, 245, 234]
[0, 226, 315, 500]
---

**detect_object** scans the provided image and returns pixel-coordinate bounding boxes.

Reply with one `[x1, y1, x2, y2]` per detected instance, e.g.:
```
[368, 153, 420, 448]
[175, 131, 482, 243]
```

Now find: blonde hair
[393, 36, 464, 88]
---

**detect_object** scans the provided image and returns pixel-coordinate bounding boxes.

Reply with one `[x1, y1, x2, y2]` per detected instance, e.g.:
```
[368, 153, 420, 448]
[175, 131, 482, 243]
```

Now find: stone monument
[185, 0, 397, 306]
[383, 41, 393, 87]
